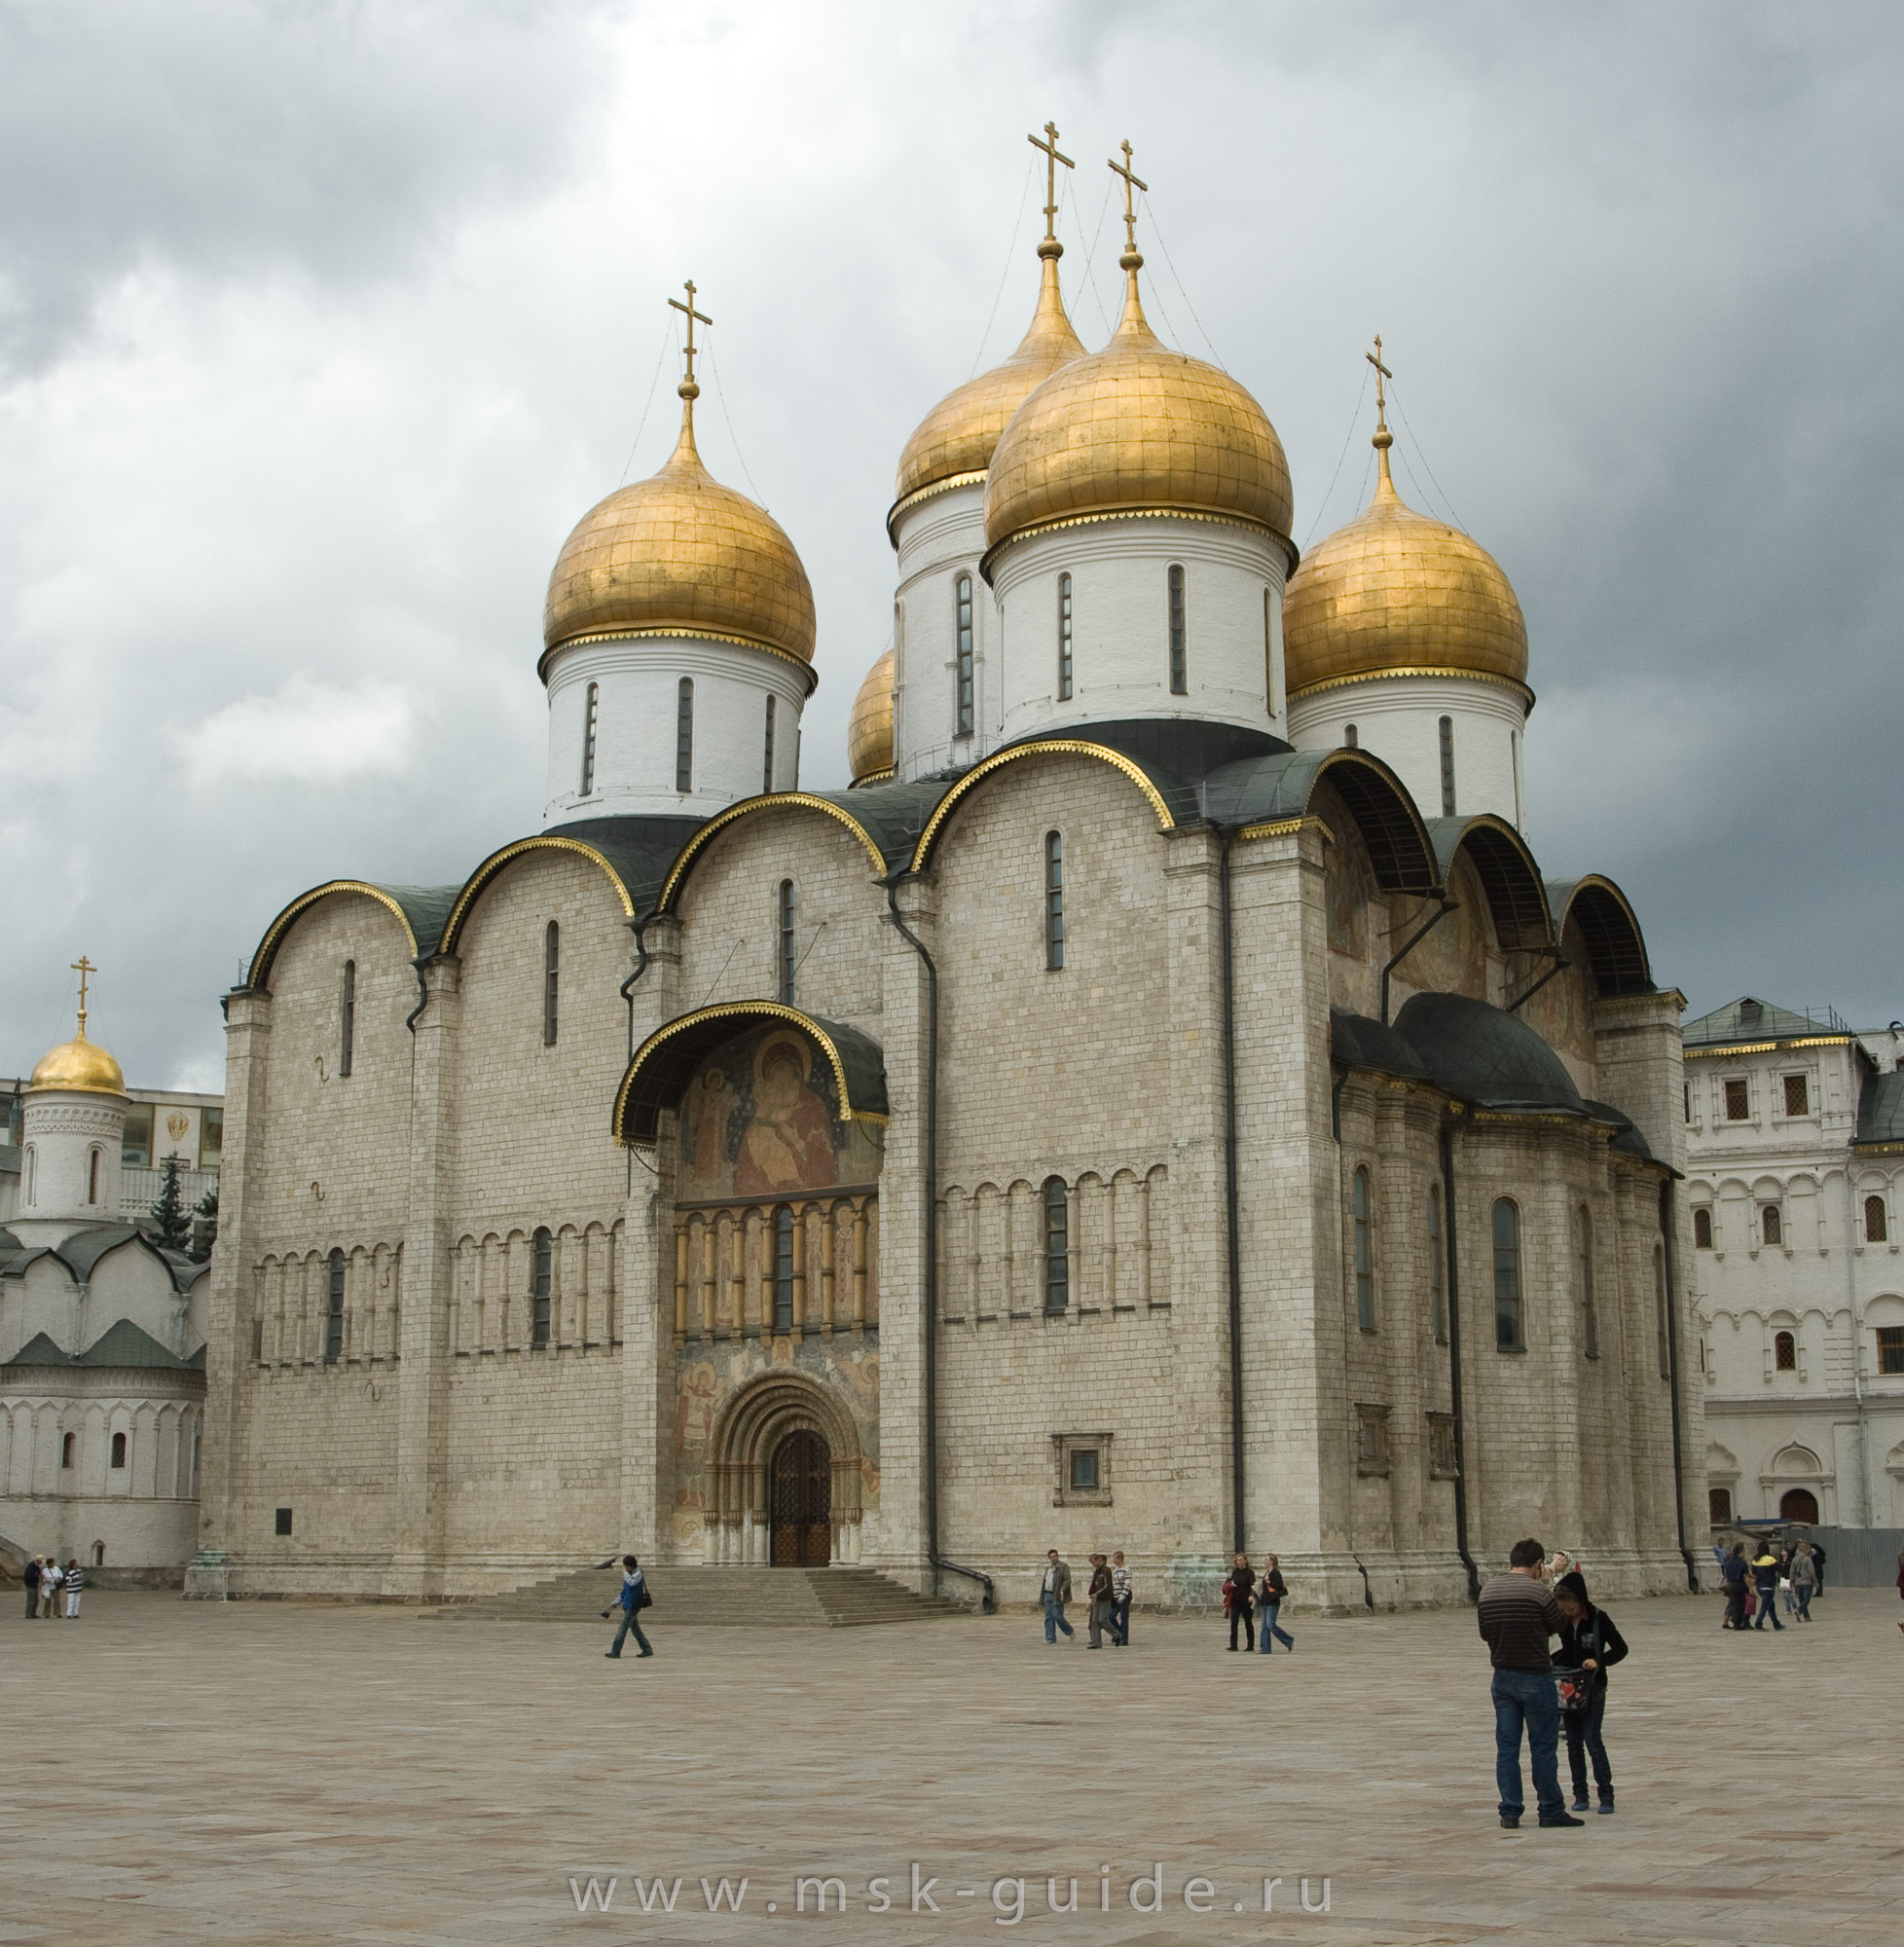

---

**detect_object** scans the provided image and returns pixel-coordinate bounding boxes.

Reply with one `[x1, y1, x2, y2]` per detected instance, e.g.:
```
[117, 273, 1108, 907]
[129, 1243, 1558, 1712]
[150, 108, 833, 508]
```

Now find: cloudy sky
[3, 0, 1900, 1089]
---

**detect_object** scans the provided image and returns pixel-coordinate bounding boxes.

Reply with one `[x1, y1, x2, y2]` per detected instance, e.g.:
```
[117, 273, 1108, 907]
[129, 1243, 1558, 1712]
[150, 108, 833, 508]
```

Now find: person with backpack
[1554, 1569, 1628, 1815]
[604, 1554, 653, 1659]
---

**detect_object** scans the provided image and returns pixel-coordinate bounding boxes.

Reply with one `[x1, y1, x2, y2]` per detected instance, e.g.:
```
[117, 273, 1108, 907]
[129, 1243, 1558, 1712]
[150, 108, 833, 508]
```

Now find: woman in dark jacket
[1555, 1569, 1628, 1814]
[1222, 1553, 1255, 1651]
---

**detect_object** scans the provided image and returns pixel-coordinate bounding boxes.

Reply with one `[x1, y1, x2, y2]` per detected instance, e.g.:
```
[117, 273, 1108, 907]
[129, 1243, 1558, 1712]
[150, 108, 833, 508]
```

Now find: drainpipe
[1219, 828, 1246, 1558]
[1658, 1177, 1699, 1590]
[1841, 1154, 1872, 1526]
[884, 875, 941, 1598]
[1380, 900, 1458, 1026]
[1439, 1120, 1481, 1601]
[620, 912, 657, 1195]
[1505, 951, 1570, 1014]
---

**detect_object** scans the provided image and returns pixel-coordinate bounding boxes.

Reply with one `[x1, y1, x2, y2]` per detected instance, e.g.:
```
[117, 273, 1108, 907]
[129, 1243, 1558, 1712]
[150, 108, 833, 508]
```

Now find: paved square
[5, 1585, 1897, 1944]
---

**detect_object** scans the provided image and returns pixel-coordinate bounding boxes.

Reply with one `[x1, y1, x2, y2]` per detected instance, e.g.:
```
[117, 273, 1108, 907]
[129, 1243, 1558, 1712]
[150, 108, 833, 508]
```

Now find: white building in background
[1683, 996, 1904, 1529]
[2, 988, 212, 1580]
[3, 1075, 221, 1231]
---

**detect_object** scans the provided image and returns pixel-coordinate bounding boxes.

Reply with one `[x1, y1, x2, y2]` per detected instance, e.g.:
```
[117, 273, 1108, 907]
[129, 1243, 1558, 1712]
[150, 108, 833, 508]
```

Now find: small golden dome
[1283, 437, 1527, 698]
[894, 253, 1085, 513]
[28, 1026, 126, 1097]
[542, 406, 816, 671]
[983, 269, 1294, 559]
[847, 647, 896, 785]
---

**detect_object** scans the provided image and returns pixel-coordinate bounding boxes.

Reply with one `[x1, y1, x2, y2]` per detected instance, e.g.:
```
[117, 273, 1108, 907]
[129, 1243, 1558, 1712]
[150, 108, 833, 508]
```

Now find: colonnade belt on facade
[674, 1194, 877, 1343]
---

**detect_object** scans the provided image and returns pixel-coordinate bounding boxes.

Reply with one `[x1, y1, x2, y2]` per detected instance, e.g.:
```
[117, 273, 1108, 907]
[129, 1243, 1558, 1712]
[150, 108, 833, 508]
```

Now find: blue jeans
[1796, 1583, 1813, 1618]
[609, 1608, 652, 1656]
[1753, 1587, 1782, 1629]
[1113, 1596, 1131, 1644]
[1044, 1592, 1073, 1641]
[1491, 1669, 1562, 1819]
[1563, 1684, 1612, 1800]
[1258, 1599, 1294, 1653]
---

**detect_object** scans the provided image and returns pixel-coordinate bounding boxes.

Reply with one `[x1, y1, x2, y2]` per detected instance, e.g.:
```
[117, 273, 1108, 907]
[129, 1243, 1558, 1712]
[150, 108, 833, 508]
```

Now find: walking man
[1720, 1544, 1749, 1630]
[604, 1554, 653, 1659]
[1789, 1540, 1817, 1620]
[1110, 1552, 1132, 1646]
[1085, 1555, 1114, 1649]
[1257, 1553, 1295, 1654]
[1041, 1550, 1074, 1642]
[62, 1559, 84, 1620]
[1478, 1538, 1580, 1828]
[1750, 1547, 1784, 1631]
[23, 1555, 42, 1619]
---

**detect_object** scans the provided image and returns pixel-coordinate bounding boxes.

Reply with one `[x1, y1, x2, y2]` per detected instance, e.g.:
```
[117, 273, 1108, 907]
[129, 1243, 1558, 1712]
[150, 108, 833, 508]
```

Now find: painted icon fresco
[677, 1024, 883, 1201]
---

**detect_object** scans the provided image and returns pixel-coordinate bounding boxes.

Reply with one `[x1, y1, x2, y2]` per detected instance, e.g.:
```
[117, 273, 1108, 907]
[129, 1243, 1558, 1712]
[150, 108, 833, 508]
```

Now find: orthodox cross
[1028, 121, 1073, 244]
[1108, 139, 1148, 260]
[669, 280, 712, 393]
[1367, 334, 1393, 431]
[70, 954, 95, 1036]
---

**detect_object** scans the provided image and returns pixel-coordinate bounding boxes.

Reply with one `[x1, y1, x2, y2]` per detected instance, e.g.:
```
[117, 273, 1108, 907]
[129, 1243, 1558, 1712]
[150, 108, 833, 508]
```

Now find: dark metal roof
[245, 879, 463, 990]
[1683, 995, 1849, 1048]
[1205, 747, 1441, 895]
[1427, 816, 1553, 953]
[4, 1330, 72, 1367]
[613, 1003, 889, 1147]
[538, 815, 707, 917]
[1330, 1009, 1430, 1082]
[1393, 990, 1587, 1117]
[1583, 1097, 1656, 1162]
[1855, 1069, 1904, 1148]
[1548, 876, 1653, 996]
[78, 1319, 193, 1370]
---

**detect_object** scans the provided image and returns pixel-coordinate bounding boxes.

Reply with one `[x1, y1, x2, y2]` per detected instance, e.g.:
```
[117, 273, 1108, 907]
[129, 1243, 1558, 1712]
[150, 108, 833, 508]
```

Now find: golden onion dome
[893, 249, 1085, 518]
[983, 264, 1294, 561]
[28, 1023, 126, 1097]
[1283, 428, 1528, 699]
[846, 647, 896, 785]
[541, 398, 816, 675]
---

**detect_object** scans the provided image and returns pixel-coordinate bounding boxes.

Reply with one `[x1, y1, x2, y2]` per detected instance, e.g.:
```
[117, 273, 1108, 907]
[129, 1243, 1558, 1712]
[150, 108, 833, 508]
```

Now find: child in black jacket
[1555, 1569, 1628, 1813]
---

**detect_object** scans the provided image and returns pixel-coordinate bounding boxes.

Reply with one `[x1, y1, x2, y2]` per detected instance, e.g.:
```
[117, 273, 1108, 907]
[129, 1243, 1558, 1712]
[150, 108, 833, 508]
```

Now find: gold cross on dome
[1108, 139, 1148, 257]
[70, 954, 95, 1036]
[669, 280, 713, 391]
[1367, 334, 1393, 430]
[1028, 121, 1074, 243]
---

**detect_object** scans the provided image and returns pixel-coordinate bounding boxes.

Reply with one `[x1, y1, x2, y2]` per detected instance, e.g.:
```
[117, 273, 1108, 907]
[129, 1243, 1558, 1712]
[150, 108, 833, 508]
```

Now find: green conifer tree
[150, 1153, 193, 1253]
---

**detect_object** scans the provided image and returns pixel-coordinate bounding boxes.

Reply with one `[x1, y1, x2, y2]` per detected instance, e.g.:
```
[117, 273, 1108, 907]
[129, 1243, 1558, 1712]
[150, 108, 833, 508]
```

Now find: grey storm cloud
[2, 0, 1902, 1091]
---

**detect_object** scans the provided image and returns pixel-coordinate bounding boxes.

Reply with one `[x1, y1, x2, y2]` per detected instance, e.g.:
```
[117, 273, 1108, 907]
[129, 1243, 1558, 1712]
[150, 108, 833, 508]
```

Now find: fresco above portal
[677, 1023, 885, 1202]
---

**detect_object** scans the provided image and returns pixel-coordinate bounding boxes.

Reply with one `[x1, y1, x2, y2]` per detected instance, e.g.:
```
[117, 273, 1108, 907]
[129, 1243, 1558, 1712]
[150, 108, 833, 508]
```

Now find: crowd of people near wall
[1715, 1537, 1823, 1630]
[18, 1555, 85, 1619]
[1033, 1548, 1293, 1653]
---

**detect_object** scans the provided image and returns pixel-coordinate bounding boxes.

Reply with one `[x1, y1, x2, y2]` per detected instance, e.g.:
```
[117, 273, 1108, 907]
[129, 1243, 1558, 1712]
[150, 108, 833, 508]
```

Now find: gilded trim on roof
[1685, 1035, 1852, 1060]
[909, 740, 1175, 873]
[615, 1001, 888, 1148]
[659, 795, 886, 912]
[1289, 664, 1535, 709]
[1238, 814, 1335, 845]
[885, 468, 989, 542]
[249, 882, 420, 991]
[538, 626, 820, 693]
[442, 836, 634, 952]
[980, 503, 1298, 584]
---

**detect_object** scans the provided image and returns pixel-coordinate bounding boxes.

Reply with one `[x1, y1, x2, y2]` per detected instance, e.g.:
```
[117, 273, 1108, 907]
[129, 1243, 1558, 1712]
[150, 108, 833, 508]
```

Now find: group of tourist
[1716, 1537, 1821, 1630]
[18, 1555, 85, 1619]
[1038, 1548, 1140, 1648]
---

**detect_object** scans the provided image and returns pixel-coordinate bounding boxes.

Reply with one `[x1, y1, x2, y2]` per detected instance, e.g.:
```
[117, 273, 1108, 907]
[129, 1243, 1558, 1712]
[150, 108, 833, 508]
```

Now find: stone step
[434, 1565, 976, 1627]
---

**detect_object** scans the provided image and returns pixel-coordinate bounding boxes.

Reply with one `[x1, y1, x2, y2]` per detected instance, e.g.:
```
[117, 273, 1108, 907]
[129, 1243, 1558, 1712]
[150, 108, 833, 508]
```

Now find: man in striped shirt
[1477, 1538, 1580, 1828]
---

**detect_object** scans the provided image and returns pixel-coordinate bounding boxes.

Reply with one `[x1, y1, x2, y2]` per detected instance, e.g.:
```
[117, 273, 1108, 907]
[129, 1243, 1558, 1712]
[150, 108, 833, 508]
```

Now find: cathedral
[190, 135, 1705, 1611]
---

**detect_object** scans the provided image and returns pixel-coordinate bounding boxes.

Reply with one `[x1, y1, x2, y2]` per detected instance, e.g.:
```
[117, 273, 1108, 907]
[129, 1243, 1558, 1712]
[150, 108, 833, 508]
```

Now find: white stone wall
[1289, 675, 1527, 829]
[543, 634, 807, 826]
[991, 517, 1285, 748]
[892, 482, 989, 781]
[11, 1089, 127, 1249]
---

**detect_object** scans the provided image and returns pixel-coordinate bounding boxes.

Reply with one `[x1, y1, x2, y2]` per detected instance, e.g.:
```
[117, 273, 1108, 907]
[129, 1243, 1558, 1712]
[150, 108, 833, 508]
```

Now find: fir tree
[190, 1184, 220, 1263]
[150, 1153, 193, 1253]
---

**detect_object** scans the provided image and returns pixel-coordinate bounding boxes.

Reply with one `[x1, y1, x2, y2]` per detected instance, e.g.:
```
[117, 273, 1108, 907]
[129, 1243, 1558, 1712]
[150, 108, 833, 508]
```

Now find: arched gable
[659, 793, 889, 915]
[440, 834, 637, 954]
[1548, 874, 1652, 996]
[1206, 747, 1439, 896]
[1427, 814, 1553, 953]
[246, 882, 457, 992]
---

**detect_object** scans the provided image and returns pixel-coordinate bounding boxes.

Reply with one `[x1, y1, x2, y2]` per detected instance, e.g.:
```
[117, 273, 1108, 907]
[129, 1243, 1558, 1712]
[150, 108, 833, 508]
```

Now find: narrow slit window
[1429, 1185, 1447, 1343]
[542, 921, 560, 1047]
[1263, 587, 1276, 717]
[955, 572, 974, 737]
[762, 693, 777, 793]
[1774, 1328, 1796, 1371]
[1492, 1200, 1523, 1350]
[1167, 564, 1187, 693]
[1057, 573, 1074, 700]
[61, 1431, 75, 1469]
[676, 677, 694, 793]
[111, 1432, 127, 1469]
[1693, 1206, 1713, 1249]
[340, 960, 356, 1078]
[579, 680, 599, 796]
[1865, 1194, 1887, 1243]
[1043, 1177, 1069, 1312]
[1343, 723, 1358, 749]
[1762, 1203, 1783, 1247]
[1576, 1205, 1598, 1358]
[1044, 831, 1064, 972]
[1351, 1167, 1374, 1330]
[325, 1249, 345, 1364]
[531, 1228, 553, 1348]
[87, 1147, 99, 1204]
[777, 879, 797, 1004]
[773, 1207, 795, 1331]
[1439, 716, 1456, 816]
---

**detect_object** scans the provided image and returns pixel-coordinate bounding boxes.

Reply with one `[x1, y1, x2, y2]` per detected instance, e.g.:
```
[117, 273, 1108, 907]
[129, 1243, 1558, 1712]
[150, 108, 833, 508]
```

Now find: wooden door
[770, 1429, 831, 1565]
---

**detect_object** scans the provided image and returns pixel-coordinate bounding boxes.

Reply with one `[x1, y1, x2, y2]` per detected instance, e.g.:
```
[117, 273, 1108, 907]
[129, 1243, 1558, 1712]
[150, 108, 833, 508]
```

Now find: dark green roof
[540, 815, 708, 916]
[1584, 1098, 1655, 1162]
[1855, 1070, 1904, 1148]
[1393, 991, 1587, 1117]
[78, 1320, 192, 1369]
[376, 884, 463, 957]
[1330, 1009, 1429, 1082]
[5, 1330, 74, 1367]
[1683, 995, 1849, 1048]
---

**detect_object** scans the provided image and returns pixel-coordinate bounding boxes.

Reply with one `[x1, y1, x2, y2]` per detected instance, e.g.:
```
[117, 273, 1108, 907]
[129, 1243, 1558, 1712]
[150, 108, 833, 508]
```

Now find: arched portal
[1779, 1487, 1819, 1524]
[770, 1429, 832, 1565]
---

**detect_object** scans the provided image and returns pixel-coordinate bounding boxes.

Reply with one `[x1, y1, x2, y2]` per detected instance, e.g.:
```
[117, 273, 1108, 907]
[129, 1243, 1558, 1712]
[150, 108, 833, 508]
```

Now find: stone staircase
[433, 1564, 976, 1628]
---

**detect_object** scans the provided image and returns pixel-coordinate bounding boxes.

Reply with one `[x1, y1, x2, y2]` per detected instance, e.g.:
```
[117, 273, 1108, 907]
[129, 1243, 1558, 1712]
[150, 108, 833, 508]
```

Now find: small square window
[1069, 1449, 1098, 1492]
[1878, 1326, 1904, 1376]
[1783, 1074, 1810, 1117]
[275, 1507, 294, 1537]
[1051, 1432, 1113, 1506]
[1355, 1403, 1390, 1477]
[1724, 1079, 1750, 1120]
[1427, 1413, 1459, 1480]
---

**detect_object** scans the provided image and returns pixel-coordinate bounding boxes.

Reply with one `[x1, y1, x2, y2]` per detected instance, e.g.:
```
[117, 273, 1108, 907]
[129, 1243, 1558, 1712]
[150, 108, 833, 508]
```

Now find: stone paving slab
[3, 1585, 1897, 1944]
